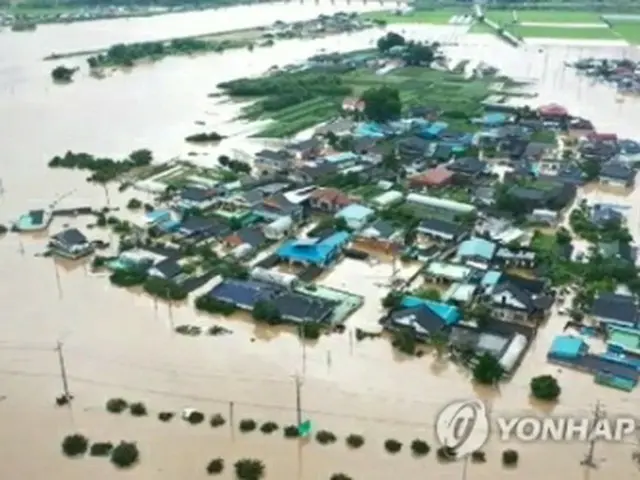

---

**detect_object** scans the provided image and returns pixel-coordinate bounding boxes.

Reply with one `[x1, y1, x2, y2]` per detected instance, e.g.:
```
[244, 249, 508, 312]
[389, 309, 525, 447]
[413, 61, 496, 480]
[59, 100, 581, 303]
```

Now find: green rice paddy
[484, 10, 602, 24]
[362, 9, 470, 25]
[610, 22, 640, 44]
[511, 25, 617, 40]
[255, 67, 495, 138]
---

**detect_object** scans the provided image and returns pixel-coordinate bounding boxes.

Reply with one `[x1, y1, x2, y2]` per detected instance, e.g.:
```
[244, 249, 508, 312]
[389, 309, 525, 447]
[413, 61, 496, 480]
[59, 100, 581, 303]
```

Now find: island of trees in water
[87, 36, 256, 68]
[50, 65, 79, 82]
[48, 149, 153, 183]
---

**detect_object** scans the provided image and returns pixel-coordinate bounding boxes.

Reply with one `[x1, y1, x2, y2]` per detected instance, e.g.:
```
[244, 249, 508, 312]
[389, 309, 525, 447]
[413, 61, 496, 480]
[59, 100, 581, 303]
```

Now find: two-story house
[489, 276, 553, 326]
[254, 149, 293, 175]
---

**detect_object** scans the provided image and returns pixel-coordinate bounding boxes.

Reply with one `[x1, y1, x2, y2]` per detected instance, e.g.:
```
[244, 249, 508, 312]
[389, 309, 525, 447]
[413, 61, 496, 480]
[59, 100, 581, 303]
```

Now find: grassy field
[610, 22, 640, 44]
[483, 10, 602, 24]
[254, 66, 494, 138]
[512, 25, 617, 39]
[362, 9, 469, 25]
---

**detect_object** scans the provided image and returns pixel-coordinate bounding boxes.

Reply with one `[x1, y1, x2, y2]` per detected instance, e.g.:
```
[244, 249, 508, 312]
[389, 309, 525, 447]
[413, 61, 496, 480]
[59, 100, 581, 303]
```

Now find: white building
[264, 215, 293, 240]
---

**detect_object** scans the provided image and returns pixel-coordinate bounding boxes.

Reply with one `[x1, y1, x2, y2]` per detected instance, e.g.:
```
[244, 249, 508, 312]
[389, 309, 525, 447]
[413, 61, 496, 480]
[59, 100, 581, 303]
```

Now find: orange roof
[310, 187, 352, 205]
[410, 166, 454, 186]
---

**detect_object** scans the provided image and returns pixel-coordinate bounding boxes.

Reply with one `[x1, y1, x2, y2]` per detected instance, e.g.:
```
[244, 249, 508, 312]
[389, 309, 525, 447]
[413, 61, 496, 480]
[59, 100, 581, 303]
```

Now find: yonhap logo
[435, 399, 490, 458]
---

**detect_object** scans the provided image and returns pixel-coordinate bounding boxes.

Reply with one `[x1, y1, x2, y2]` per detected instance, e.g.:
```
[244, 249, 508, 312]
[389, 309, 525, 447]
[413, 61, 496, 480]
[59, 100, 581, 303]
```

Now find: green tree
[472, 353, 504, 385]
[555, 227, 572, 245]
[530, 374, 561, 401]
[361, 86, 402, 123]
[404, 41, 434, 65]
[381, 291, 402, 310]
[392, 328, 416, 355]
[110, 441, 139, 468]
[234, 458, 265, 480]
[376, 31, 405, 52]
[252, 300, 281, 325]
[429, 331, 449, 358]
[334, 216, 349, 232]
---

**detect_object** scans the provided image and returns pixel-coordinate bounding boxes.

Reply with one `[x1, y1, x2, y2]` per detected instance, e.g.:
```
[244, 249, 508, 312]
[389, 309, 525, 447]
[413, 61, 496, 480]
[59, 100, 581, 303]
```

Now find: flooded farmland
[1, 3, 640, 479]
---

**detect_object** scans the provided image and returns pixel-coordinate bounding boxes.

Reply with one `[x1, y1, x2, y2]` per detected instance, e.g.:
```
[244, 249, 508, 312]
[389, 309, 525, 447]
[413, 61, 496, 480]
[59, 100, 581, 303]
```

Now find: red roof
[410, 166, 454, 187]
[537, 103, 568, 117]
[588, 132, 617, 142]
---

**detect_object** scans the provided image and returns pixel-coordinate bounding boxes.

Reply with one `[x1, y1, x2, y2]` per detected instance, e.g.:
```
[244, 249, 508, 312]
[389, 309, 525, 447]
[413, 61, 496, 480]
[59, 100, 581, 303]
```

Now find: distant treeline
[414, 0, 640, 11]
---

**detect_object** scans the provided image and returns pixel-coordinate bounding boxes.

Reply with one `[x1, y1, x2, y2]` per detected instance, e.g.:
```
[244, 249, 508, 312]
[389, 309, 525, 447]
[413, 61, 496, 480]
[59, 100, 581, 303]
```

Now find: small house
[529, 208, 559, 226]
[416, 218, 467, 243]
[286, 138, 323, 160]
[371, 190, 404, 209]
[409, 166, 454, 188]
[447, 157, 487, 179]
[356, 219, 400, 251]
[178, 216, 230, 242]
[456, 237, 497, 268]
[490, 280, 553, 326]
[224, 227, 267, 250]
[254, 149, 293, 174]
[591, 293, 638, 329]
[309, 188, 353, 213]
[277, 231, 350, 267]
[599, 162, 635, 188]
[335, 204, 375, 230]
[263, 215, 293, 240]
[49, 228, 93, 259]
[148, 257, 182, 280]
[178, 187, 219, 211]
[342, 96, 365, 112]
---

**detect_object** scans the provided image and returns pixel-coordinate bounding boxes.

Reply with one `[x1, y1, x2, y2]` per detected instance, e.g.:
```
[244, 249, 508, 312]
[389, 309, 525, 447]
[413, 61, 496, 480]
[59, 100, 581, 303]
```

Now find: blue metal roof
[457, 237, 497, 261]
[277, 231, 350, 265]
[401, 296, 461, 325]
[207, 280, 280, 307]
[549, 335, 586, 358]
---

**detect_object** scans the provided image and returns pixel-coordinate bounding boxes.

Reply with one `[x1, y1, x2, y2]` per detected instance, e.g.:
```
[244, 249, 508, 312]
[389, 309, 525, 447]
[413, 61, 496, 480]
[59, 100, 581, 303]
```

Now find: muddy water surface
[1, 8, 640, 480]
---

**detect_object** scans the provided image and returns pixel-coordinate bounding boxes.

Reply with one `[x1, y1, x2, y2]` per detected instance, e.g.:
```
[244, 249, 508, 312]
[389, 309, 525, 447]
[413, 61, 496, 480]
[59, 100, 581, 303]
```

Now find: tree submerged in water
[51, 65, 78, 82]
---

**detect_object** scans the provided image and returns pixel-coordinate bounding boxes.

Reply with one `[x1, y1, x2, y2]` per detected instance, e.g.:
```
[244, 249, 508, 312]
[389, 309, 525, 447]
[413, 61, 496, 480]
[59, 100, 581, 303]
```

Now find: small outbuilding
[263, 215, 293, 240]
[335, 204, 375, 230]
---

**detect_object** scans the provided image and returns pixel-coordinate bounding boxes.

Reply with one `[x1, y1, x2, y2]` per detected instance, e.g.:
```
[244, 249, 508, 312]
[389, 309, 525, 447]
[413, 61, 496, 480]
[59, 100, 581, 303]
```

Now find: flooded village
[2, 2, 640, 479]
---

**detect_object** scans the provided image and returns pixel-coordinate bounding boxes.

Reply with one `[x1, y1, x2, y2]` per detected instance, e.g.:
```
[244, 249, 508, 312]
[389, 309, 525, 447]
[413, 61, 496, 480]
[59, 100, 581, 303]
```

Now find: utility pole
[56, 341, 71, 402]
[166, 289, 174, 330]
[298, 323, 307, 375]
[229, 401, 235, 440]
[53, 258, 63, 299]
[294, 374, 302, 426]
[581, 400, 604, 468]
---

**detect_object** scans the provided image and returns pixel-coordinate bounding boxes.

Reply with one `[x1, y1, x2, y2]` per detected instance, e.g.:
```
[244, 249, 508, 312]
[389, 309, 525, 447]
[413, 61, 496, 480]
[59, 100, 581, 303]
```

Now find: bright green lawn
[610, 23, 640, 44]
[511, 25, 617, 39]
[470, 22, 617, 40]
[363, 9, 469, 25]
[484, 10, 602, 24]
[2, 5, 75, 15]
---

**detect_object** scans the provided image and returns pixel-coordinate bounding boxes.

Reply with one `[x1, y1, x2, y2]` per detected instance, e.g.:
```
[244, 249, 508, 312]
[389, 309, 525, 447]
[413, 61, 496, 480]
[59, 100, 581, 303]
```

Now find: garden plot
[484, 10, 602, 24]
[604, 16, 640, 44]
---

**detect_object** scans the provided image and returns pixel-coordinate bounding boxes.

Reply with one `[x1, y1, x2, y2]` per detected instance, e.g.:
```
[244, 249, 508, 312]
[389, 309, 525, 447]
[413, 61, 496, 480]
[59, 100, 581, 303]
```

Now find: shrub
[530, 374, 561, 401]
[210, 413, 226, 428]
[260, 421, 278, 434]
[471, 450, 486, 463]
[184, 410, 205, 425]
[299, 322, 323, 340]
[239, 419, 257, 433]
[410, 439, 430, 456]
[234, 458, 265, 480]
[384, 439, 402, 454]
[436, 446, 456, 462]
[206, 457, 224, 475]
[129, 402, 148, 417]
[316, 430, 337, 445]
[127, 198, 142, 209]
[283, 425, 299, 438]
[345, 434, 364, 449]
[90, 442, 113, 457]
[61, 434, 89, 457]
[106, 398, 128, 414]
[110, 441, 140, 468]
[502, 449, 518, 467]
[330, 474, 352, 480]
[158, 411, 175, 422]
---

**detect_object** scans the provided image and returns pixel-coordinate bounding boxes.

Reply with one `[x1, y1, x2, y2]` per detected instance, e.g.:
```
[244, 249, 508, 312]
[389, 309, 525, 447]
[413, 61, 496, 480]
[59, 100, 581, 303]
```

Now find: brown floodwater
[1, 5, 640, 479]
